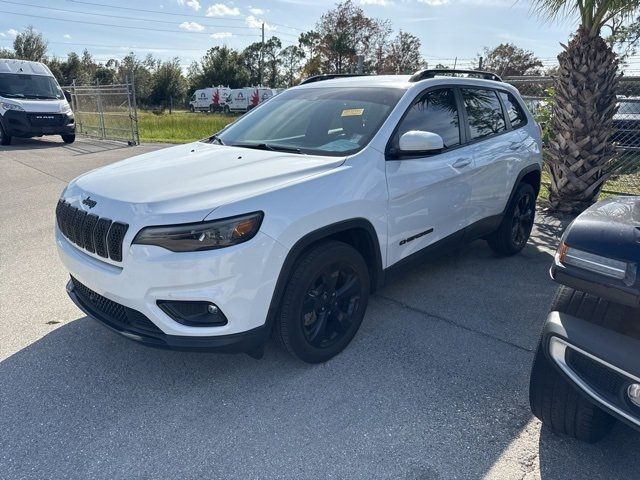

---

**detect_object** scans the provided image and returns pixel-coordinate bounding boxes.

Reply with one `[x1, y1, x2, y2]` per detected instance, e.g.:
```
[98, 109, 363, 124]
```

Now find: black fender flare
[264, 218, 384, 328]
[502, 163, 542, 216]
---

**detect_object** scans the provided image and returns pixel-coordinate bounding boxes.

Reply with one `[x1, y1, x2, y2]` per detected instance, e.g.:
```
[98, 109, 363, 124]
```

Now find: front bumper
[67, 278, 268, 351]
[56, 227, 288, 343]
[2, 109, 75, 137]
[541, 311, 640, 431]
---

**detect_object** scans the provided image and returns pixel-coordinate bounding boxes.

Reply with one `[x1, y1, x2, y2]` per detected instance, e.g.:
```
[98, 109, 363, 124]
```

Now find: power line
[66, 0, 306, 32]
[0, 0, 292, 34]
[0, 37, 213, 52]
[0, 9, 267, 37]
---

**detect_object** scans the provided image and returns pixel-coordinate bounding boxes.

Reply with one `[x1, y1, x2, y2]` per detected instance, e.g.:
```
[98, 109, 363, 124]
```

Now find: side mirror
[63, 89, 72, 103]
[398, 130, 444, 154]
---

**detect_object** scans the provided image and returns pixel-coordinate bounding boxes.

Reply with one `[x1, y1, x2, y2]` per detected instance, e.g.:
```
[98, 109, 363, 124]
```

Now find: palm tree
[531, 0, 640, 213]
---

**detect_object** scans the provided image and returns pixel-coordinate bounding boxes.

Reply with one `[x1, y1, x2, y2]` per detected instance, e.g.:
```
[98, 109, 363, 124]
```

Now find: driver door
[385, 87, 475, 267]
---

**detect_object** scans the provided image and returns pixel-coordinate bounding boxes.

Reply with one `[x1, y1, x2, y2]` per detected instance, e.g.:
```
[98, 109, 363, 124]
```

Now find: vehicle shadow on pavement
[2, 290, 639, 479]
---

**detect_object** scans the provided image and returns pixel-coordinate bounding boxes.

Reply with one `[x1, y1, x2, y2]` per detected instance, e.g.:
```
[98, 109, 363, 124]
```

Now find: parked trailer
[189, 86, 231, 113]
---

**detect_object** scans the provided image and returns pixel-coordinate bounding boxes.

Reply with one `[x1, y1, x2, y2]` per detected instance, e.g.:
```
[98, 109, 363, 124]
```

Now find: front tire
[0, 123, 11, 145]
[487, 182, 536, 256]
[529, 340, 615, 443]
[61, 134, 76, 144]
[275, 241, 370, 363]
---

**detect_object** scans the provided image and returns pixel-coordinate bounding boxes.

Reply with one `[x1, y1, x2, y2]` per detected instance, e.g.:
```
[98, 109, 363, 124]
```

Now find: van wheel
[61, 134, 76, 144]
[275, 241, 370, 363]
[529, 340, 615, 443]
[189, 105, 195, 113]
[0, 124, 11, 145]
[223, 105, 230, 114]
[487, 182, 536, 256]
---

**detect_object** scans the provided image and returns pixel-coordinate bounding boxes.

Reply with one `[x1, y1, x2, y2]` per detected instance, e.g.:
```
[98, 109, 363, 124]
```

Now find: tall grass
[138, 111, 233, 144]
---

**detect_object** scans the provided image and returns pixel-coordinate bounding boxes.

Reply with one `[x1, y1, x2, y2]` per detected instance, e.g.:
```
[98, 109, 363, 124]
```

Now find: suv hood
[68, 142, 345, 217]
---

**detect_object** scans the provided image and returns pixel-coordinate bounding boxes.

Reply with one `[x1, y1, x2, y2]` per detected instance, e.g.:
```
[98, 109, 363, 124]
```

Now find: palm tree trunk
[547, 26, 619, 214]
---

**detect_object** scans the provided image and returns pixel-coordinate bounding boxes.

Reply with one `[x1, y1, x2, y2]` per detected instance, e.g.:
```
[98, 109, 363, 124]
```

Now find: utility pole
[259, 22, 265, 86]
[478, 56, 483, 70]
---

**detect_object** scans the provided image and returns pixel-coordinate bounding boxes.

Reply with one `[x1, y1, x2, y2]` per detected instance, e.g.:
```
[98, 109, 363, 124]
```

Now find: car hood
[2, 98, 67, 113]
[67, 142, 345, 218]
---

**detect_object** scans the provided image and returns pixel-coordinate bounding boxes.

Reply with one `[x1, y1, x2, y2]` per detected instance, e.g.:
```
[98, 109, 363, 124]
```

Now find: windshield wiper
[0, 92, 24, 98]
[231, 142, 302, 154]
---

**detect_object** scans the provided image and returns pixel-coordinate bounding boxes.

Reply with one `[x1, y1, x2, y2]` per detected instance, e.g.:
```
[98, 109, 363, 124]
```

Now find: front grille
[71, 277, 162, 335]
[56, 200, 128, 262]
[566, 348, 640, 416]
[28, 113, 64, 126]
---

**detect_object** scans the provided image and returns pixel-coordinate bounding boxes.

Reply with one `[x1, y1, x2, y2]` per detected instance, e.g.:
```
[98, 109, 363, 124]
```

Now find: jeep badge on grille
[82, 196, 97, 208]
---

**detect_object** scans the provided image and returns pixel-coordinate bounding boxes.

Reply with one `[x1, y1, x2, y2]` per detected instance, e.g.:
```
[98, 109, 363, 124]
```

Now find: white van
[0, 59, 75, 145]
[224, 87, 275, 114]
[189, 86, 231, 113]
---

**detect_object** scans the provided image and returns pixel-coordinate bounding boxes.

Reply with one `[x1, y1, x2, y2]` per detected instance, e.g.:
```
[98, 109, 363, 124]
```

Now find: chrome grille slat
[55, 200, 128, 262]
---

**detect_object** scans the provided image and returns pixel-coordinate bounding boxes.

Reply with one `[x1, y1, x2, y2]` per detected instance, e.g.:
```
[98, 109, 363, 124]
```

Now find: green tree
[280, 45, 305, 86]
[195, 46, 249, 89]
[531, 0, 640, 213]
[241, 42, 262, 85]
[149, 58, 186, 107]
[13, 26, 47, 61]
[385, 30, 424, 74]
[477, 43, 543, 77]
[263, 36, 282, 86]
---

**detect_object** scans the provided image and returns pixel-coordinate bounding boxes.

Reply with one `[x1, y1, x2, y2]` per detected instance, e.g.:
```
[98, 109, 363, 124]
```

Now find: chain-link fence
[66, 80, 139, 145]
[504, 75, 640, 196]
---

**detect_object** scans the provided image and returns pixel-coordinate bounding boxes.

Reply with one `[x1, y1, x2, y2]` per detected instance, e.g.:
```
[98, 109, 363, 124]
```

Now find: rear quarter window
[498, 91, 527, 128]
[461, 88, 506, 141]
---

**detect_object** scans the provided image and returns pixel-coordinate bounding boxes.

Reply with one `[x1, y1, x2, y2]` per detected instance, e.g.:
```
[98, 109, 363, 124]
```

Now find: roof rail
[409, 69, 502, 83]
[299, 74, 368, 85]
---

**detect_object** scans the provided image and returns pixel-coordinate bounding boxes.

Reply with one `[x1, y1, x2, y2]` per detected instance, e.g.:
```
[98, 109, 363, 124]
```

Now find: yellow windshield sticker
[341, 108, 364, 117]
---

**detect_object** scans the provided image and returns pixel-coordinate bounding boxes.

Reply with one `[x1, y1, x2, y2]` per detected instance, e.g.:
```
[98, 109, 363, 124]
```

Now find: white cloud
[210, 32, 233, 39]
[417, 0, 450, 4]
[245, 15, 275, 31]
[178, 0, 201, 11]
[179, 21, 205, 31]
[206, 3, 240, 16]
[248, 6, 266, 15]
[63, 34, 72, 39]
[4, 28, 19, 38]
[360, 0, 392, 5]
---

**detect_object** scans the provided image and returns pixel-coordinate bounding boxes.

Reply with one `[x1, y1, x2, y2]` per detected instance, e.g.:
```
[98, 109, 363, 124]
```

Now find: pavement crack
[375, 294, 533, 353]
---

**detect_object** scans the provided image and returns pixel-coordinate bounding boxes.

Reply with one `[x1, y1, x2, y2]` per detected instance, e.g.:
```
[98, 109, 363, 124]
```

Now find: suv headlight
[1, 102, 24, 112]
[557, 242, 637, 285]
[133, 212, 264, 252]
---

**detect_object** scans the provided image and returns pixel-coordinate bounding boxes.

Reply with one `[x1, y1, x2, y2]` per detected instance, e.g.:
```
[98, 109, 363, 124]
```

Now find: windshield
[214, 87, 405, 156]
[0, 73, 64, 100]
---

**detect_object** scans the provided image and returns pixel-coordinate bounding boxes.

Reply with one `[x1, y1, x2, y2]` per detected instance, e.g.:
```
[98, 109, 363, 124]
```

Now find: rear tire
[275, 241, 370, 363]
[61, 134, 76, 144]
[0, 124, 11, 145]
[529, 340, 615, 443]
[487, 182, 536, 256]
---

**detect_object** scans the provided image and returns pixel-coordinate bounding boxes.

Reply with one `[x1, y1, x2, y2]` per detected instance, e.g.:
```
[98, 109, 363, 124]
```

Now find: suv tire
[0, 123, 11, 145]
[529, 286, 616, 443]
[62, 134, 76, 144]
[487, 182, 536, 256]
[275, 241, 370, 363]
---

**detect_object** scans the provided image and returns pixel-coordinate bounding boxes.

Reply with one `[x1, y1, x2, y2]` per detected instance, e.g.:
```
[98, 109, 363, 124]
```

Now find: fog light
[627, 383, 640, 407]
[157, 300, 227, 327]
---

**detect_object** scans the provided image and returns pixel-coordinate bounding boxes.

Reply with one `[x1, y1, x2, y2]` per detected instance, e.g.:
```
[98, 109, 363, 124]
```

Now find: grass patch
[137, 111, 233, 144]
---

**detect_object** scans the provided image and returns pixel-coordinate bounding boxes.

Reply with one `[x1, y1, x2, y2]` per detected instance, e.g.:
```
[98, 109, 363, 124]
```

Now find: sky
[0, 0, 582, 71]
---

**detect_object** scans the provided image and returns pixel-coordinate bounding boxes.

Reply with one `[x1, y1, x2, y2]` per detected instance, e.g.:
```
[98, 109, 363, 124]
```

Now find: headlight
[557, 242, 637, 285]
[60, 103, 72, 114]
[133, 212, 264, 252]
[1, 102, 24, 111]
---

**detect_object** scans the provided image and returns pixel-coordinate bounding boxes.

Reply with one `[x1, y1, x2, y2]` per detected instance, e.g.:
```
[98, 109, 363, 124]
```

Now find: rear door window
[498, 91, 527, 128]
[395, 88, 461, 149]
[461, 88, 506, 140]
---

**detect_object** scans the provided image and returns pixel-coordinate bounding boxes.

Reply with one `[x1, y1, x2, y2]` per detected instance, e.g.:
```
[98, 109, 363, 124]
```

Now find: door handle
[452, 158, 471, 168]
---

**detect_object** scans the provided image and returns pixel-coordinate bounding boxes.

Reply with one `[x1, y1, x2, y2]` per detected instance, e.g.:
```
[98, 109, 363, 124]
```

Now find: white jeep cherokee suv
[56, 70, 543, 363]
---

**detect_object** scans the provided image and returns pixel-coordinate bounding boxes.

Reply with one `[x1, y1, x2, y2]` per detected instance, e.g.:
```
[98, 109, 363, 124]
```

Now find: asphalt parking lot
[1, 136, 639, 480]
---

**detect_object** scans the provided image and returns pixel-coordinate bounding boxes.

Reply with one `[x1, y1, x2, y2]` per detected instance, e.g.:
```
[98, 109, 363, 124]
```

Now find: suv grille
[71, 277, 162, 335]
[56, 200, 128, 262]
